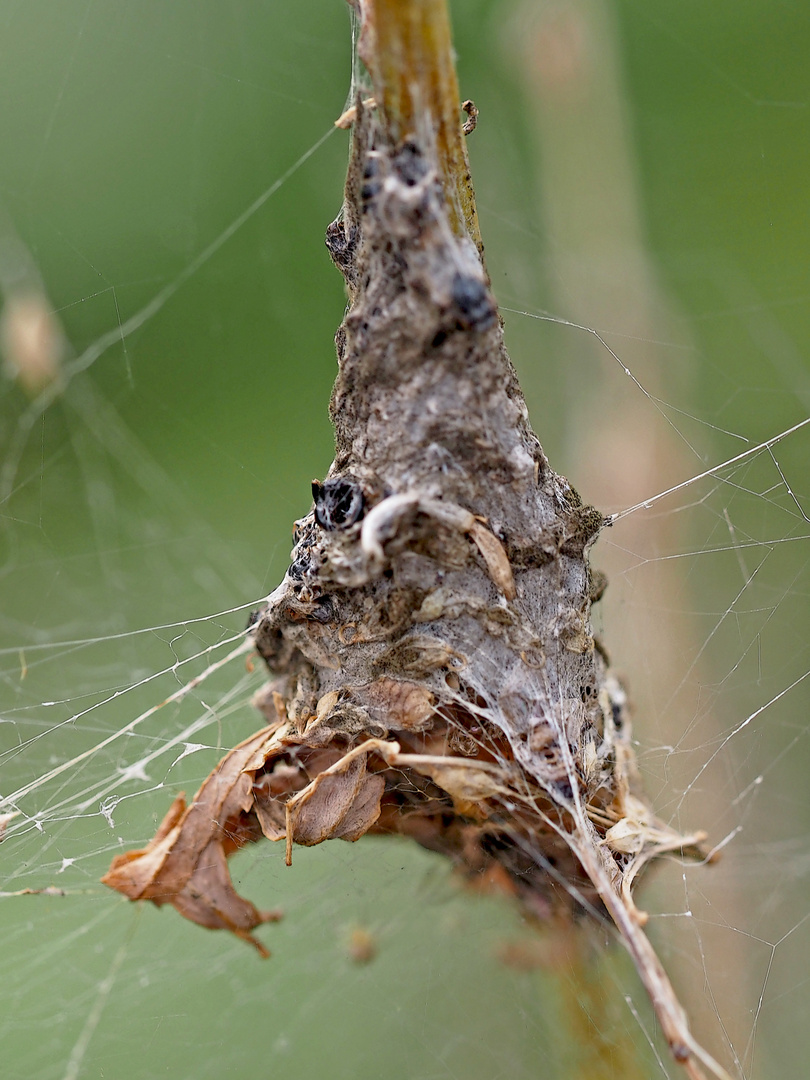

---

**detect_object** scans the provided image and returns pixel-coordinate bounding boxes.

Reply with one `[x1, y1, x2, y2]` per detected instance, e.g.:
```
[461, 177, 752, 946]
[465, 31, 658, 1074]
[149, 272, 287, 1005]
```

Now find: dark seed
[313, 477, 365, 530]
[288, 557, 309, 581]
[360, 179, 381, 202]
[394, 141, 428, 186]
[307, 596, 335, 623]
[451, 272, 496, 331]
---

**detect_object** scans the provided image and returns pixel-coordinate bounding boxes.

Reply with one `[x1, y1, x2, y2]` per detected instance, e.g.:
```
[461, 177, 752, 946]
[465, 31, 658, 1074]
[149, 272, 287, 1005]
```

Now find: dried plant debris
[103, 12, 730, 1080]
[0, 812, 16, 843]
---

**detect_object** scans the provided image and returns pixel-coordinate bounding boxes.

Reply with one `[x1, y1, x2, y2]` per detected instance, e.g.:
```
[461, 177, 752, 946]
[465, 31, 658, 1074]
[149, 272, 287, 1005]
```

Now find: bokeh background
[1, 2, 809, 1078]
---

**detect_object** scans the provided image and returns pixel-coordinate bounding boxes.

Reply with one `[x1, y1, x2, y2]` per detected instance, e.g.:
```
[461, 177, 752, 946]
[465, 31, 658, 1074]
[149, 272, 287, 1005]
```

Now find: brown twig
[356, 0, 482, 251]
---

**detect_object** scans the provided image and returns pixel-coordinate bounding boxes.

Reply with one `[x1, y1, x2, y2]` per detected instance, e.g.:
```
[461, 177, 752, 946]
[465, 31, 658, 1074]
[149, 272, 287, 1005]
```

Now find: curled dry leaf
[468, 520, 516, 600]
[102, 726, 284, 957]
[283, 738, 392, 863]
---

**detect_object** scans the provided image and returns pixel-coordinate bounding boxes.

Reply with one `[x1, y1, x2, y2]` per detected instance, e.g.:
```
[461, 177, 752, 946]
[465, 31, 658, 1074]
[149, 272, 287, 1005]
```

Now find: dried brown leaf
[360, 677, 435, 730]
[102, 725, 284, 956]
[286, 746, 387, 859]
[468, 520, 516, 600]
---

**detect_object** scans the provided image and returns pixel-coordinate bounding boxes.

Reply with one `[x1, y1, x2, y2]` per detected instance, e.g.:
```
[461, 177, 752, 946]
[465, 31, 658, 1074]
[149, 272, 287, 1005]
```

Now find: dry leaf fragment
[285, 741, 394, 864]
[468, 520, 516, 599]
[360, 677, 435, 730]
[403, 757, 503, 820]
[461, 99, 479, 136]
[334, 95, 377, 128]
[0, 812, 16, 842]
[288, 759, 384, 845]
[102, 725, 284, 956]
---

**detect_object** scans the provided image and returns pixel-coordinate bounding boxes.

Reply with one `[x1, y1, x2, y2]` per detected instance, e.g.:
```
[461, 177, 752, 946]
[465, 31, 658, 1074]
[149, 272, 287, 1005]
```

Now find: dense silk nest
[103, 5, 730, 1078]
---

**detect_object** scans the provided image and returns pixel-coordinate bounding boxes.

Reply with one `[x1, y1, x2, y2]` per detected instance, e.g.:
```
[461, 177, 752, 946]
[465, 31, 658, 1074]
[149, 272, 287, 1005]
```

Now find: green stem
[359, 0, 483, 253]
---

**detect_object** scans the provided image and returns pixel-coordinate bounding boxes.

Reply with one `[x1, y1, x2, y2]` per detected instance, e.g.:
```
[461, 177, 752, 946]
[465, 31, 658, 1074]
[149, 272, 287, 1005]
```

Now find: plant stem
[358, 0, 483, 252]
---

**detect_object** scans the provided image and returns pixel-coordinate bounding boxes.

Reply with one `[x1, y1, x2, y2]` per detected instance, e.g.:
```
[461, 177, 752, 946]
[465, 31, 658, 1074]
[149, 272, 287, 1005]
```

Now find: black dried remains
[103, 10, 731, 1080]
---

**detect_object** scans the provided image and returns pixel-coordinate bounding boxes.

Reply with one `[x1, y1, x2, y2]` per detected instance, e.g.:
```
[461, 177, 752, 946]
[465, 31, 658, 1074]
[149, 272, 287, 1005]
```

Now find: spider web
[1, 2, 809, 1078]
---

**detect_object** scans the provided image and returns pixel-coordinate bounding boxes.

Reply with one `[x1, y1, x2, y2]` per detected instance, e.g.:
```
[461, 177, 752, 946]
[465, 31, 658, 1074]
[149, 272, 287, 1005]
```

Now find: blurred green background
[1, 2, 809, 1078]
